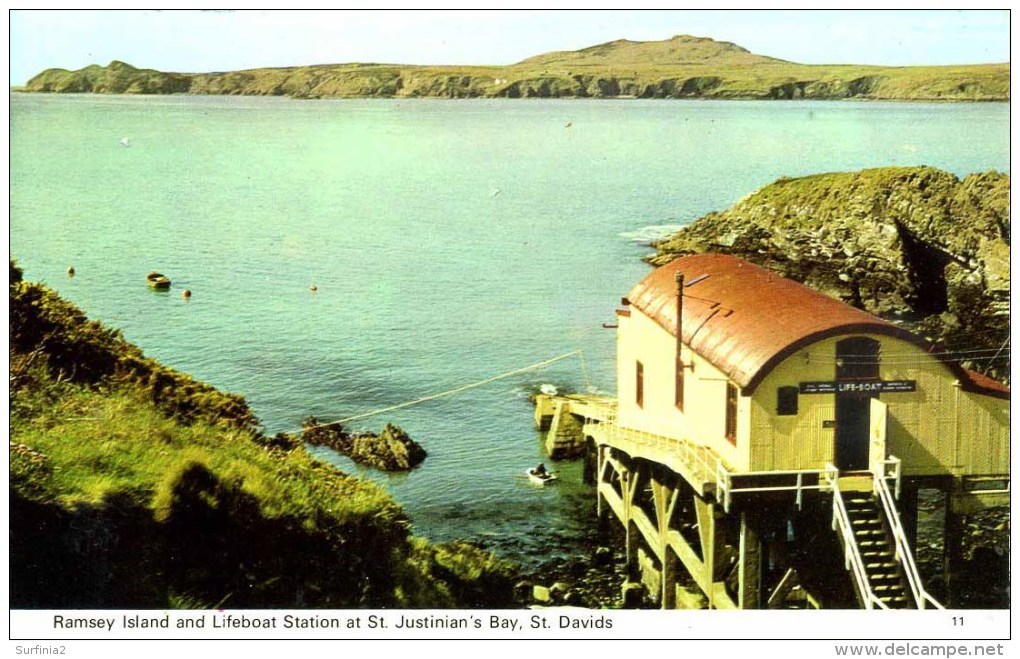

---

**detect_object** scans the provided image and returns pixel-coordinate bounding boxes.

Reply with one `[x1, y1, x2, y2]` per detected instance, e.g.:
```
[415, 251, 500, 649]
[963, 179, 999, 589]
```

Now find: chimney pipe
[675, 270, 684, 366]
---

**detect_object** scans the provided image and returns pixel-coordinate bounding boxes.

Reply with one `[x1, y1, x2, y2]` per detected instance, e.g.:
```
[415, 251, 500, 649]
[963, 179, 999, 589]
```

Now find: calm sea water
[9, 94, 1009, 569]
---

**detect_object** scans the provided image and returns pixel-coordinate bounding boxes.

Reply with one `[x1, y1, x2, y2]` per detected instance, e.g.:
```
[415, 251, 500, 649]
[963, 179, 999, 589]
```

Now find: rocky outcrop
[302, 418, 427, 471]
[26, 60, 191, 94]
[652, 167, 1010, 382]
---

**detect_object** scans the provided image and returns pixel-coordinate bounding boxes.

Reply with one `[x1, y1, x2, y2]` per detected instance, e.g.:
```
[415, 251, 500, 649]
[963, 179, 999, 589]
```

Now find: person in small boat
[533, 463, 549, 478]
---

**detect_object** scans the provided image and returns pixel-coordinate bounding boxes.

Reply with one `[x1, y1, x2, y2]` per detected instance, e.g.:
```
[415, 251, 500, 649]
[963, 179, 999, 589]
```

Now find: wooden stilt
[625, 520, 639, 582]
[652, 475, 678, 608]
[596, 446, 607, 521]
[738, 511, 762, 609]
[898, 483, 919, 550]
[662, 548, 677, 609]
[693, 496, 717, 608]
[944, 483, 967, 609]
[621, 462, 639, 581]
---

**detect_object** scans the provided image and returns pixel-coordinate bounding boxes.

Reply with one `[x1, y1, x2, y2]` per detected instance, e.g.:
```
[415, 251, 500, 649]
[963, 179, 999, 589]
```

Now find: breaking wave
[618, 224, 686, 244]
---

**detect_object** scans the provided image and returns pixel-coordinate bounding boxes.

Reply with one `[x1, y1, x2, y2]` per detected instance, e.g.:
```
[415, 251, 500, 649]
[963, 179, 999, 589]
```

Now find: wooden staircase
[842, 493, 912, 608]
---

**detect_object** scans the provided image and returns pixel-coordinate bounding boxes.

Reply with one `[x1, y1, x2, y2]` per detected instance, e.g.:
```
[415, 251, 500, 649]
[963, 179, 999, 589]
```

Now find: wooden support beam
[666, 488, 679, 528]
[596, 446, 609, 521]
[693, 496, 713, 566]
[710, 583, 738, 610]
[662, 548, 677, 609]
[949, 490, 1011, 515]
[738, 512, 762, 609]
[631, 506, 662, 563]
[651, 477, 675, 534]
[693, 495, 718, 608]
[605, 454, 626, 479]
[626, 464, 641, 504]
[944, 484, 965, 608]
[650, 476, 681, 608]
[620, 463, 632, 520]
[898, 484, 919, 549]
[599, 482, 626, 526]
[666, 529, 709, 596]
[618, 460, 636, 581]
[625, 520, 639, 582]
[767, 568, 798, 609]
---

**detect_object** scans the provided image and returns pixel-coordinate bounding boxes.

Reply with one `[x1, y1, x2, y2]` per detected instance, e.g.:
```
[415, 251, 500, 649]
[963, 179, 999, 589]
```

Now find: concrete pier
[534, 393, 614, 459]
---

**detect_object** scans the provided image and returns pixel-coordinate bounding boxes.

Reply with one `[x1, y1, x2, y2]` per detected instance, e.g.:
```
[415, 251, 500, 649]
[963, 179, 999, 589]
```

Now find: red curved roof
[627, 253, 1009, 399]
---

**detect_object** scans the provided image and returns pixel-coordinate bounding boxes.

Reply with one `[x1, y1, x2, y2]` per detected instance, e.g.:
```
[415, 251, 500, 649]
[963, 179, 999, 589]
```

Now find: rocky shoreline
[914, 491, 1010, 609]
[652, 166, 1011, 383]
[517, 494, 1011, 610]
[301, 417, 427, 471]
[518, 545, 629, 609]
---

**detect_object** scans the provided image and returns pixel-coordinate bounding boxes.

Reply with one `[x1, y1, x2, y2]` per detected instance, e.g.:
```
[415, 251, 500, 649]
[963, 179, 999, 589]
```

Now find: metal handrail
[715, 464, 836, 512]
[873, 467, 944, 610]
[584, 413, 721, 488]
[825, 465, 890, 610]
[716, 463, 731, 511]
[585, 405, 834, 511]
[874, 456, 902, 499]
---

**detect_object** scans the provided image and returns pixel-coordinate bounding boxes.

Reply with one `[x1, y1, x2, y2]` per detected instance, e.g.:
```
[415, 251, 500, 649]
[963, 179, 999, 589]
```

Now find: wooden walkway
[534, 392, 721, 494]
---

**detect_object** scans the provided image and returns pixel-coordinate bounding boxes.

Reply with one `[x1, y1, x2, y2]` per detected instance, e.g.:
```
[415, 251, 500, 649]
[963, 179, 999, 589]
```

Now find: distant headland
[20, 35, 1010, 101]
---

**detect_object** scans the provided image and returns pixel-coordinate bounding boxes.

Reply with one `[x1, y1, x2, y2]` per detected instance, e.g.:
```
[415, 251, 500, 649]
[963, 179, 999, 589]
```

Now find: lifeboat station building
[536, 253, 1009, 609]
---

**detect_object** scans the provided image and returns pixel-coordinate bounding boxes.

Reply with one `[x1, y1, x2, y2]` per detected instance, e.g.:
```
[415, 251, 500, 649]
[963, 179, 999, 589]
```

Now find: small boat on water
[526, 467, 558, 485]
[147, 272, 171, 290]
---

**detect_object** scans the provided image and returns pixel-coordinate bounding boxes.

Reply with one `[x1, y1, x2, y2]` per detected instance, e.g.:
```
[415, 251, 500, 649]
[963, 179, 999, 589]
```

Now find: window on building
[675, 354, 684, 411]
[636, 361, 644, 408]
[725, 382, 738, 445]
[777, 386, 799, 416]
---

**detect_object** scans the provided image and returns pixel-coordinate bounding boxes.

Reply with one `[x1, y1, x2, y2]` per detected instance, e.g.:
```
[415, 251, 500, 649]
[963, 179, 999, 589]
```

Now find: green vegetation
[23, 35, 1009, 101]
[9, 261, 514, 608]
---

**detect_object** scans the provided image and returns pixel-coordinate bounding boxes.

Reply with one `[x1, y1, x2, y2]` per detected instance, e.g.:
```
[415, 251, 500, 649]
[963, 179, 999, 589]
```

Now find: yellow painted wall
[751, 336, 1010, 477]
[618, 308, 1010, 477]
[948, 389, 1009, 476]
[616, 308, 752, 470]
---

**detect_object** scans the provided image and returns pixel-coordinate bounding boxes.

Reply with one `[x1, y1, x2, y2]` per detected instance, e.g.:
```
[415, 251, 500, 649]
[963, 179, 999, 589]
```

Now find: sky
[8, 9, 1011, 85]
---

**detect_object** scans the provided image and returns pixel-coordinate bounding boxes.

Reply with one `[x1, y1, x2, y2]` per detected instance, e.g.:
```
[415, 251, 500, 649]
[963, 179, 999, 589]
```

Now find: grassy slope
[23, 35, 1010, 101]
[9, 262, 514, 609]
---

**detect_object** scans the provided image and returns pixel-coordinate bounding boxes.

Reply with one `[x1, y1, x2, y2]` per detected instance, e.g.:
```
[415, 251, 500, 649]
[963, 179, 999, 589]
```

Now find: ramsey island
[21, 35, 1009, 102]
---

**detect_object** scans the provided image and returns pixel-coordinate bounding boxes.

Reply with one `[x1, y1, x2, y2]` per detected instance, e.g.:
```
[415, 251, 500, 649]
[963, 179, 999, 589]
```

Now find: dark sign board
[800, 380, 916, 394]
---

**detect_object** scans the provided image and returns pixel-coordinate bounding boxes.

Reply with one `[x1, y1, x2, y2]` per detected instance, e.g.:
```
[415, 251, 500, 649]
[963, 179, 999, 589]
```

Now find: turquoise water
[9, 94, 1009, 568]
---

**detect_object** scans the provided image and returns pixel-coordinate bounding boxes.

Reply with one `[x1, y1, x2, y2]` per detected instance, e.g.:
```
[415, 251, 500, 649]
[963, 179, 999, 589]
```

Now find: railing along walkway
[872, 459, 943, 610]
[581, 403, 834, 507]
[581, 403, 720, 496]
[824, 466, 890, 610]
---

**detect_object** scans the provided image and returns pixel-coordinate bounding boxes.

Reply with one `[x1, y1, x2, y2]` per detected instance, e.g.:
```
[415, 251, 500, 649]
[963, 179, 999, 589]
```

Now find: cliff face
[22, 35, 1010, 101]
[652, 167, 1010, 382]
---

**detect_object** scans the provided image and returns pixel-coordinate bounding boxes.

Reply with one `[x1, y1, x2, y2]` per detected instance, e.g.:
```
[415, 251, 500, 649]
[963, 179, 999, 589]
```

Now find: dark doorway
[834, 337, 880, 470]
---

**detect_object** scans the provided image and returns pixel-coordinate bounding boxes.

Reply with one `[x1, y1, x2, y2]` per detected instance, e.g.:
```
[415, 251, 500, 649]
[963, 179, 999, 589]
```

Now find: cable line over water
[291, 350, 586, 434]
